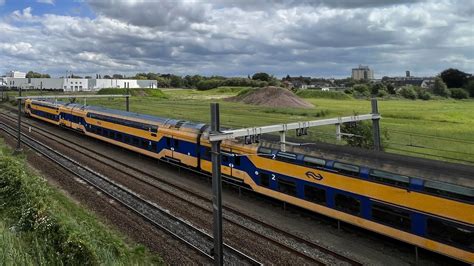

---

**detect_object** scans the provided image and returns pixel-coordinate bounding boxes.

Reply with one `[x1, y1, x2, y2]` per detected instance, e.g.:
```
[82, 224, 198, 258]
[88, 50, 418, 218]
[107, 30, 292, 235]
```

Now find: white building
[352, 65, 374, 80]
[1, 77, 157, 92]
[6, 71, 26, 78]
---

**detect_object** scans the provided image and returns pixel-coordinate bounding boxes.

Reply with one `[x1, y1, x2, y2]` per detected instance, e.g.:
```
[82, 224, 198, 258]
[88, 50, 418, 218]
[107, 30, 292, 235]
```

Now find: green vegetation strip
[0, 138, 162, 265]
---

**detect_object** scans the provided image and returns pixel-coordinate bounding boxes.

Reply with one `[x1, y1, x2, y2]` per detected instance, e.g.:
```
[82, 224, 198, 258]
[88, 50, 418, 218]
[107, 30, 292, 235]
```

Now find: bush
[376, 89, 388, 98]
[296, 90, 352, 100]
[432, 77, 450, 97]
[418, 91, 432, 100]
[450, 88, 469, 99]
[341, 120, 389, 150]
[398, 86, 417, 100]
[196, 79, 223, 90]
[463, 80, 474, 97]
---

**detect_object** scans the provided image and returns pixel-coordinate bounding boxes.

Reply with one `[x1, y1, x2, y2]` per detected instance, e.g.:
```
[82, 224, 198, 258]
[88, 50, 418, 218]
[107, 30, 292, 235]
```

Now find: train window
[427, 218, 473, 251]
[97, 128, 102, 135]
[423, 180, 474, 202]
[108, 131, 115, 139]
[258, 147, 272, 155]
[277, 178, 297, 196]
[304, 185, 326, 205]
[333, 162, 360, 177]
[276, 152, 297, 163]
[335, 193, 360, 215]
[150, 126, 158, 133]
[103, 129, 109, 137]
[371, 203, 411, 231]
[234, 155, 241, 166]
[151, 142, 157, 151]
[174, 139, 179, 148]
[303, 156, 326, 168]
[260, 173, 270, 187]
[166, 138, 171, 147]
[132, 138, 139, 146]
[222, 155, 229, 163]
[116, 133, 122, 141]
[140, 140, 148, 149]
[369, 170, 409, 188]
[124, 136, 130, 144]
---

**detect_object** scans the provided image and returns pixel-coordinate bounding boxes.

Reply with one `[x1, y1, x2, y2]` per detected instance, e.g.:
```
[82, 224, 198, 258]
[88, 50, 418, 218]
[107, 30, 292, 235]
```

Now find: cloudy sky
[0, 0, 472, 78]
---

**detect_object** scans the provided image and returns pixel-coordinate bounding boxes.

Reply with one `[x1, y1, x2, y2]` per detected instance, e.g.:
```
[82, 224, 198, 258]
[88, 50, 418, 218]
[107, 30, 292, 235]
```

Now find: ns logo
[306, 171, 324, 181]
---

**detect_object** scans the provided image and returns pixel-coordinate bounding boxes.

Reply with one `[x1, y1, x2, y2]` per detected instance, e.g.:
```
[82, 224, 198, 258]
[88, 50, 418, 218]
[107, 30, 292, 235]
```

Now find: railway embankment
[0, 138, 163, 265]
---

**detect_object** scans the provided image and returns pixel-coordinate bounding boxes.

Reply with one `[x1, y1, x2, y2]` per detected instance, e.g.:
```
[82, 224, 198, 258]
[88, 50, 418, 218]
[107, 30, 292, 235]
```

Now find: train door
[166, 136, 180, 159]
[222, 150, 240, 177]
[59, 108, 71, 128]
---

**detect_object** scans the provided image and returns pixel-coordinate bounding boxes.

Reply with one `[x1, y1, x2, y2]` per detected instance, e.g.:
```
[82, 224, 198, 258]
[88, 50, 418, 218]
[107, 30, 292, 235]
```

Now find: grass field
[3, 88, 474, 164]
[0, 138, 163, 265]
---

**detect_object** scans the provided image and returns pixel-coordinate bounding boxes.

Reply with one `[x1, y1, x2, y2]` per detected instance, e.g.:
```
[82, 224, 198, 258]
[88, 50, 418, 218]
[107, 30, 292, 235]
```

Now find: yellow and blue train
[25, 99, 473, 263]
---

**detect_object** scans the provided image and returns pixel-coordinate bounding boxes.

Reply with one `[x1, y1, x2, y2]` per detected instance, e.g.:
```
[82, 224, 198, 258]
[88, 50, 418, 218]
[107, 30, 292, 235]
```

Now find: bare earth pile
[226, 86, 314, 108]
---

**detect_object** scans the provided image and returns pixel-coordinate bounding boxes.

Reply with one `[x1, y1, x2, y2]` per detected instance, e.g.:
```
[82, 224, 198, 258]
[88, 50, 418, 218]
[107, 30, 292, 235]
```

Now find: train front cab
[25, 99, 61, 125]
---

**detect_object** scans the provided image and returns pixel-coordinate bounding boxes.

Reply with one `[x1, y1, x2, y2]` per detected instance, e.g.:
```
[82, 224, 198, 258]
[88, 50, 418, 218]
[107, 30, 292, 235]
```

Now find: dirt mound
[226, 86, 314, 108]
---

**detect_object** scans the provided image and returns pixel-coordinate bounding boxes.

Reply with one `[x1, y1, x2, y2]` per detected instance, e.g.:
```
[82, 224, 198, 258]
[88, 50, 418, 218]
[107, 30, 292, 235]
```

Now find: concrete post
[210, 103, 223, 265]
[280, 131, 286, 152]
[126, 82, 130, 112]
[371, 98, 381, 151]
[336, 124, 341, 141]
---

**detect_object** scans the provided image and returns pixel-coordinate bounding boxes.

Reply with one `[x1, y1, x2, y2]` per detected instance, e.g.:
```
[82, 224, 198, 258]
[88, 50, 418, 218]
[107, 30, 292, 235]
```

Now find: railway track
[0, 110, 361, 265]
[0, 119, 261, 265]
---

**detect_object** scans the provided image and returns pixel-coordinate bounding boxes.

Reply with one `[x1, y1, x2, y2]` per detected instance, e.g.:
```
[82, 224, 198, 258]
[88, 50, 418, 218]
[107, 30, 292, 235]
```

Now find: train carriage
[24, 99, 474, 263]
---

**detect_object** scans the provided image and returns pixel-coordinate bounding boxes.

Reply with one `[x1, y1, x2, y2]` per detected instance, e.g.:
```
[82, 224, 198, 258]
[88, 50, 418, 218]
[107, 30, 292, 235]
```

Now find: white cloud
[0, 0, 472, 77]
[37, 0, 55, 5]
[0, 0, 5, 6]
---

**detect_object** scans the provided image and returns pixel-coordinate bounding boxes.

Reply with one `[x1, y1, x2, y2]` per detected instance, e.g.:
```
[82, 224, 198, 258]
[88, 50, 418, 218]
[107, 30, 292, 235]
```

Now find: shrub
[450, 88, 469, 99]
[398, 86, 417, 100]
[196, 79, 223, 90]
[376, 89, 388, 98]
[432, 77, 450, 97]
[418, 91, 432, 100]
[341, 120, 389, 150]
[463, 80, 474, 97]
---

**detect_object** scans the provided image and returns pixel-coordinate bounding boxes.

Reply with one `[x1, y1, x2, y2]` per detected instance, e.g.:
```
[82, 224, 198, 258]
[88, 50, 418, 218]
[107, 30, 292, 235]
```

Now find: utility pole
[40, 81, 43, 95]
[126, 82, 130, 112]
[210, 103, 223, 265]
[15, 86, 22, 153]
[371, 98, 381, 151]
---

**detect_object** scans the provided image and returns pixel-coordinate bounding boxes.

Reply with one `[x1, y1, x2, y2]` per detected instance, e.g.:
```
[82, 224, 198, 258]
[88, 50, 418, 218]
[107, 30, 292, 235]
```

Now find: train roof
[29, 99, 207, 132]
[260, 135, 474, 187]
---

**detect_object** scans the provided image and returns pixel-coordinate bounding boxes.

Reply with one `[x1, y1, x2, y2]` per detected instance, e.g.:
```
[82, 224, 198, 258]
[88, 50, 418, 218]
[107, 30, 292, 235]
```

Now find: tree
[251, 72, 271, 82]
[85, 76, 92, 79]
[112, 74, 123, 79]
[169, 75, 184, 88]
[370, 83, 386, 95]
[398, 86, 417, 100]
[432, 77, 450, 97]
[341, 121, 388, 150]
[440, 68, 470, 88]
[450, 88, 469, 99]
[196, 79, 222, 90]
[26, 71, 50, 78]
[103, 75, 112, 79]
[464, 79, 474, 97]
[386, 84, 396, 94]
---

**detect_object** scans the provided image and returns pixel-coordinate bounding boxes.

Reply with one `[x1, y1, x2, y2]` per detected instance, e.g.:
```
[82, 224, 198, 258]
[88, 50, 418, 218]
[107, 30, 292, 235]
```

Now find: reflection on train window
[424, 180, 474, 202]
[335, 193, 360, 215]
[277, 178, 297, 196]
[260, 173, 270, 187]
[333, 163, 360, 177]
[369, 170, 409, 188]
[276, 152, 297, 163]
[427, 218, 473, 251]
[303, 156, 326, 168]
[304, 185, 326, 205]
[372, 203, 411, 230]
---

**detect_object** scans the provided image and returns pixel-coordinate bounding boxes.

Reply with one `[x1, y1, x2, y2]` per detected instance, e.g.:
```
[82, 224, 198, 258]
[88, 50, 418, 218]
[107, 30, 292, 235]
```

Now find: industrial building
[352, 65, 374, 80]
[0, 76, 157, 91]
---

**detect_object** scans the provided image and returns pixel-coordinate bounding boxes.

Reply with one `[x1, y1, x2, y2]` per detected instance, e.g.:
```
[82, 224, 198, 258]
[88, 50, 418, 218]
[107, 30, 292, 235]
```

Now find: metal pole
[371, 98, 381, 151]
[210, 103, 223, 265]
[40, 81, 43, 95]
[15, 87, 22, 153]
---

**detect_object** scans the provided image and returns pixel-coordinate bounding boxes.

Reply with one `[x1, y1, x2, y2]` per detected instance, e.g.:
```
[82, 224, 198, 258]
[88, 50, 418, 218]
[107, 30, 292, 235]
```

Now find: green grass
[0, 139, 163, 265]
[97, 88, 168, 98]
[296, 90, 352, 100]
[4, 88, 474, 164]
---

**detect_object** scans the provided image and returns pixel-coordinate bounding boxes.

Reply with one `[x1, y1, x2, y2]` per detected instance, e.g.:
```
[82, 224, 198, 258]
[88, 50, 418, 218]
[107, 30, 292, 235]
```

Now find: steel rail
[0, 120, 261, 266]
